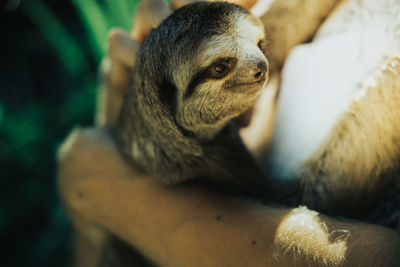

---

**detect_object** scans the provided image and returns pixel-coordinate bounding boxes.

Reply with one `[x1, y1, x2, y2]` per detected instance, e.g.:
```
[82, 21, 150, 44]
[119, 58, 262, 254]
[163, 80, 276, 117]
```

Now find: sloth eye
[185, 57, 237, 98]
[210, 63, 229, 78]
[209, 58, 237, 79]
[214, 64, 228, 74]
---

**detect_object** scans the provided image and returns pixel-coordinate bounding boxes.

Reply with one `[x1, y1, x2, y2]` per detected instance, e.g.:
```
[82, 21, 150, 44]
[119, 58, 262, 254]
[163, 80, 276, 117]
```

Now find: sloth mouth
[224, 78, 267, 91]
[226, 78, 268, 128]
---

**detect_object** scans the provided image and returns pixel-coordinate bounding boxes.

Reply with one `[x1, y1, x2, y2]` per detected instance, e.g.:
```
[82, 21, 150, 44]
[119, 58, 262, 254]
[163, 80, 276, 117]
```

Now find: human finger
[109, 28, 140, 69]
[130, 0, 172, 43]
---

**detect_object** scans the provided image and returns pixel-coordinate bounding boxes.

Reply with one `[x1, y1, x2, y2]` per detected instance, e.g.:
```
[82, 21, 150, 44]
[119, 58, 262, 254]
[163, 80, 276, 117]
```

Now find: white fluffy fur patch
[267, 0, 400, 180]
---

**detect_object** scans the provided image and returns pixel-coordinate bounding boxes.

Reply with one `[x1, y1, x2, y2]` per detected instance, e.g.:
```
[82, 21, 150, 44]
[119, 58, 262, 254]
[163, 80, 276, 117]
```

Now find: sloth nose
[251, 60, 268, 82]
[254, 70, 264, 80]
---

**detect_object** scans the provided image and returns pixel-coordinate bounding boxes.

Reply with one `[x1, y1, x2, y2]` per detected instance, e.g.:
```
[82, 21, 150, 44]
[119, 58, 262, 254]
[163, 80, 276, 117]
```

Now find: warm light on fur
[300, 55, 400, 215]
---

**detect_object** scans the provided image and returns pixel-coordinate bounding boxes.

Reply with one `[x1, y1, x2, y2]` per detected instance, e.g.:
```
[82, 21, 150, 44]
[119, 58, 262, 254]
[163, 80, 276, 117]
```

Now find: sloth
[103, 2, 270, 266]
[116, 1, 270, 195]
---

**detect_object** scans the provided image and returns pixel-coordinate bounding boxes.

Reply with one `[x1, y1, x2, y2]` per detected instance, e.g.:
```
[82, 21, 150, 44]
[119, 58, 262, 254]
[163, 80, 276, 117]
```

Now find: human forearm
[58, 129, 400, 267]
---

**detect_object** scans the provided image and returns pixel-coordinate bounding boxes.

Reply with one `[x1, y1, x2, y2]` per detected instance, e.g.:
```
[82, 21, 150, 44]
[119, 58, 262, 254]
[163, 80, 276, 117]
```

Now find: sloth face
[136, 2, 268, 140]
[173, 7, 268, 139]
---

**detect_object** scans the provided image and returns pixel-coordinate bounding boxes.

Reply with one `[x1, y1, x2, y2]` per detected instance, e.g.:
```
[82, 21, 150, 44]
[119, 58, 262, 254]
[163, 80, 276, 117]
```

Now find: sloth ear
[136, 77, 203, 157]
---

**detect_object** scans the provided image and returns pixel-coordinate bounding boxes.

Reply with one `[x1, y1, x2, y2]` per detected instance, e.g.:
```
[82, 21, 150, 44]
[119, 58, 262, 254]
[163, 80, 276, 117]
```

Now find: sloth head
[135, 2, 268, 140]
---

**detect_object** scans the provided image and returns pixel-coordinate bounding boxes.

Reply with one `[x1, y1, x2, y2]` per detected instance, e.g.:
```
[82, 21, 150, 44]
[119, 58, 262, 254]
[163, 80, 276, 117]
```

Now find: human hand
[58, 127, 400, 267]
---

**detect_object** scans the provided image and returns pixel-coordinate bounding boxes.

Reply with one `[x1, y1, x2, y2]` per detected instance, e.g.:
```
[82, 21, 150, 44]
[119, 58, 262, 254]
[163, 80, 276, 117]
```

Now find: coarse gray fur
[116, 1, 270, 195]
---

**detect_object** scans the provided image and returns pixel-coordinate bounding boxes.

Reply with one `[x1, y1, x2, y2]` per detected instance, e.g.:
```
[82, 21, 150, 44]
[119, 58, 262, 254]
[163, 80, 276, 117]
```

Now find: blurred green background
[0, 0, 139, 266]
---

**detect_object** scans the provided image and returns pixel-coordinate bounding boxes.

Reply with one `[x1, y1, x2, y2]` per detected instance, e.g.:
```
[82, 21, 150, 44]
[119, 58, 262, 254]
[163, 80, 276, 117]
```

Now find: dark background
[0, 0, 138, 266]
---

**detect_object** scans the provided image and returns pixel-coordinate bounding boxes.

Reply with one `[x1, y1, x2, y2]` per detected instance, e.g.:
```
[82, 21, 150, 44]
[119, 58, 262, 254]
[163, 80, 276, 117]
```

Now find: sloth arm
[58, 128, 400, 267]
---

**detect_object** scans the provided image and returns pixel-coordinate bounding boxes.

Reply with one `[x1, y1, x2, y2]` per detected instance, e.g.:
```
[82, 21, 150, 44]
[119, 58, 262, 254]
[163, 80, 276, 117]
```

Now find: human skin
[58, 0, 400, 266]
[58, 127, 400, 267]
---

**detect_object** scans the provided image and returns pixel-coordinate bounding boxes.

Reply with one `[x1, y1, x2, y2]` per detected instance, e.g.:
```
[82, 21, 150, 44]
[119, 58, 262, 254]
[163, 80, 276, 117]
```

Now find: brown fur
[59, 1, 400, 266]
[300, 56, 400, 216]
[116, 2, 269, 194]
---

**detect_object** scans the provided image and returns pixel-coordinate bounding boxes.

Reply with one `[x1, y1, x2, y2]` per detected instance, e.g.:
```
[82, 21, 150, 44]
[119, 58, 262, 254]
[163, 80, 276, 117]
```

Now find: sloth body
[267, 0, 400, 216]
[116, 2, 269, 193]
[116, 0, 400, 220]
